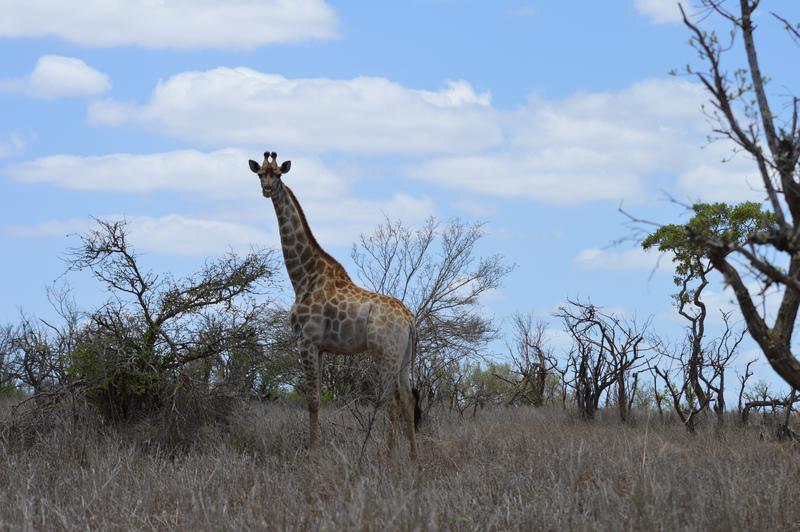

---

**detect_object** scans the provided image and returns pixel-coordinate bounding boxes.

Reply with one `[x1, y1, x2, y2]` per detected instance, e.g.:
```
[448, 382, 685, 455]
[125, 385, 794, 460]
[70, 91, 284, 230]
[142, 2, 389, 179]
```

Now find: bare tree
[741, 382, 800, 440]
[643, 2, 800, 389]
[557, 301, 653, 421]
[8, 313, 66, 393]
[653, 339, 709, 433]
[0, 283, 88, 401]
[702, 311, 747, 424]
[499, 313, 556, 406]
[650, 370, 666, 420]
[644, 245, 746, 431]
[350, 217, 512, 417]
[737, 357, 757, 417]
[0, 324, 13, 393]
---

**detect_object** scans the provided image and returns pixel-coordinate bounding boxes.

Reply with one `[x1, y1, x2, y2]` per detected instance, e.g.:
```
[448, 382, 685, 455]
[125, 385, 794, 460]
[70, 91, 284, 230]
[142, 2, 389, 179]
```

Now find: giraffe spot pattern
[266, 175, 417, 459]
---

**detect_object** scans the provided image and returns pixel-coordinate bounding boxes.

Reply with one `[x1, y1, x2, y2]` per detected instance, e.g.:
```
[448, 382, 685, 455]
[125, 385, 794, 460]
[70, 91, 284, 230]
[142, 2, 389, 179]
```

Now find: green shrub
[68, 340, 169, 422]
[0, 383, 22, 399]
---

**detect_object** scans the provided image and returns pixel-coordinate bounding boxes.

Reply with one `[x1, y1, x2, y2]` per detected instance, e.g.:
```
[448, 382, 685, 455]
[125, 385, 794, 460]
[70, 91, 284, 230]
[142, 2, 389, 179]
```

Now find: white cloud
[574, 247, 669, 271]
[7, 148, 436, 253]
[417, 77, 768, 205]
[678, 165, 763, 203]
[479, 287, 506, 304]
[0, 133, 25, 158]
[3, 215, 274, 255]
[84, 69, 767, 206]
[0, 55, 110, 99]
[9, 148, 266, 197]
[2, 218, 93, 239]
[414, 79, 708, 204]
[416, 155, 643, 204]
[128, 215, 276, 255]
[634, 0, 685, 24]
[0, 0, 338, 49]
[88, 68, 499, 153]
[7, 148, 366, 204]
[675, 144, 767, 203]
[3, 194, 434, 255]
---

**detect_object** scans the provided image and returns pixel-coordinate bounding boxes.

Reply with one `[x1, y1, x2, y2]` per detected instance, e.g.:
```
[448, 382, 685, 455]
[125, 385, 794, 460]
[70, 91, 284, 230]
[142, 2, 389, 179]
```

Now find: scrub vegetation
[2, 2, 800, 530]
[2, 399, 799, 531]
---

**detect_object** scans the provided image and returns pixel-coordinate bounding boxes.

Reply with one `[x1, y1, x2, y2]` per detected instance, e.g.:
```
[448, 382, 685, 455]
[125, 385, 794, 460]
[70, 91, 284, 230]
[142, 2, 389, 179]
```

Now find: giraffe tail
[409, 323, 421, 431]
[412, 386, 421, 432]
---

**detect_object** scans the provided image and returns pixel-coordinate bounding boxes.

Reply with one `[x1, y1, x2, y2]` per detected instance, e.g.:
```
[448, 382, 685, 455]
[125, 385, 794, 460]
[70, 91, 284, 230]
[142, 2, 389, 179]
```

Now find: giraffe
[248, 151, 419, 460]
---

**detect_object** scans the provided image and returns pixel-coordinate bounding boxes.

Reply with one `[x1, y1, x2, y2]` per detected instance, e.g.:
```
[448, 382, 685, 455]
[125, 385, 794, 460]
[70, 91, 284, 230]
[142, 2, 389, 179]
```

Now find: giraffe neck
[271, 181, 347, 293]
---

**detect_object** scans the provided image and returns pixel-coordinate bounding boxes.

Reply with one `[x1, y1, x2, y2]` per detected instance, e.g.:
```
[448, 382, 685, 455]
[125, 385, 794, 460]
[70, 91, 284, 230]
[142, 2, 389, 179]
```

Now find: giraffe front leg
[300, 343, 321, 449]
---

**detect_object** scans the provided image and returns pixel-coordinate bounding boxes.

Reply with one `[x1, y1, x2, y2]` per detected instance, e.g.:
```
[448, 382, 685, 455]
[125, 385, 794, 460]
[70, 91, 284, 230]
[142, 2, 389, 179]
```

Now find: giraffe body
[249, 152, 418, 460]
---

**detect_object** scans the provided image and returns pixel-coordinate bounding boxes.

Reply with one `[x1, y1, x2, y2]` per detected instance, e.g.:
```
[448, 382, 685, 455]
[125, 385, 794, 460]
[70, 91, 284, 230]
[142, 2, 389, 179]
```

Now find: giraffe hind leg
[300, 344, 321, 449]
[385, 392, 400, 456]
[398, 379, 418, 461]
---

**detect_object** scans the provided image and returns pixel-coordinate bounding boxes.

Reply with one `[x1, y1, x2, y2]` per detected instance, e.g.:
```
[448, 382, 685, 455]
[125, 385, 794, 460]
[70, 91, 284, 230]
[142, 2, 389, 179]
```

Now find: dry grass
[1, 399, 798, 531]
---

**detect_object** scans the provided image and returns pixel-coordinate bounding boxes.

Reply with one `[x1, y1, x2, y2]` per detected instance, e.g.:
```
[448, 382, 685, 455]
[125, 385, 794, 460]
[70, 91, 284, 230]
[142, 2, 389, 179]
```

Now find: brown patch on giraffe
[283, 186, 351, 282]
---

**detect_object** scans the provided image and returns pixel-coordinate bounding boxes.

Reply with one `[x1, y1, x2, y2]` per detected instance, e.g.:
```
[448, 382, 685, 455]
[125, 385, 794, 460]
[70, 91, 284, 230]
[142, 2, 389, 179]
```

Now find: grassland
[1, 399, 798, 531]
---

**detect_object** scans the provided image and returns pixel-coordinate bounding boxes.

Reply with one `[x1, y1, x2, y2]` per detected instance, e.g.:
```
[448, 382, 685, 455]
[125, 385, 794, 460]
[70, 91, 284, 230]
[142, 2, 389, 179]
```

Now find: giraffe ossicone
[248, 150, 419, 460]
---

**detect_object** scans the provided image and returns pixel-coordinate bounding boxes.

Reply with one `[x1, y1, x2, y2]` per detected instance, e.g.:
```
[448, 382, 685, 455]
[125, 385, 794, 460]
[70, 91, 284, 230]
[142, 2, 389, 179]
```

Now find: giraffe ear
[280, 160, 291, 174]
[248, 160, 260, 173]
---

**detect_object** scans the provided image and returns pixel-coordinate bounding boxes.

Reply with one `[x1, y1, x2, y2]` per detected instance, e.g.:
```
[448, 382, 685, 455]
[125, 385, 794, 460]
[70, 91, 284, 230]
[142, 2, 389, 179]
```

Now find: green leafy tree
[645, 204, 755, 429]
[66, 218, 280, 420]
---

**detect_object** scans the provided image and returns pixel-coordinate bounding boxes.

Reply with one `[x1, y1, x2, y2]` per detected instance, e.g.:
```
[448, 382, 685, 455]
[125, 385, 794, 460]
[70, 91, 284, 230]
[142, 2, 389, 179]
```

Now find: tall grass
[1, 399, 798, 531]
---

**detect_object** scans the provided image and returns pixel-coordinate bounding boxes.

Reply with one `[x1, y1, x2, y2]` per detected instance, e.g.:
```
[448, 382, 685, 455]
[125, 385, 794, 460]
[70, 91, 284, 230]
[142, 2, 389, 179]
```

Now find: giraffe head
[248, 151, 291, 198]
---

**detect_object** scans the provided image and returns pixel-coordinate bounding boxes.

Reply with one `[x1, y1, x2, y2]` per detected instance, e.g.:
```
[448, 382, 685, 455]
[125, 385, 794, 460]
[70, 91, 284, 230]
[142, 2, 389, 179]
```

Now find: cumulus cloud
[0, 0, 338, 49]
[84, 68, 765, 205]
[419, 78, 767, 205]
[7, 148, 410, 203]
[126, 215, 276, 255]
[414, 79, 714, 204]
[88, 68, 499, 153]
[7, 148, 436, 253]
[675, 144, 768, 203]
[574, 247, 668, 271]
[4, 195, 434, 255]
[633, 0, 685, 24]
[2, 218, 93, 239]
[0, 55, 110, 99]
[416, 155, 643, 204]
[9, 148, 272, 197]
[4, 215, 275, 255]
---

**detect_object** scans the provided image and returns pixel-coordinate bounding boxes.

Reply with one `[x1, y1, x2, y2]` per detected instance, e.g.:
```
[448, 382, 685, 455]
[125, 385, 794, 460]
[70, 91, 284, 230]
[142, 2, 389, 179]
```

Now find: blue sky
[1, 0, 799, 392]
